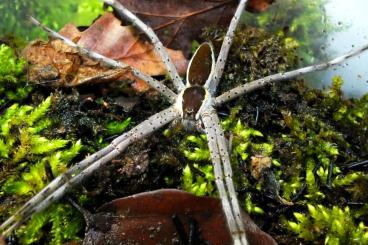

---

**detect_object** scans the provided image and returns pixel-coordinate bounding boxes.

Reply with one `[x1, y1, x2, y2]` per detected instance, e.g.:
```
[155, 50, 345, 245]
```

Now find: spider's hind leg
[201, 108, 248, 245]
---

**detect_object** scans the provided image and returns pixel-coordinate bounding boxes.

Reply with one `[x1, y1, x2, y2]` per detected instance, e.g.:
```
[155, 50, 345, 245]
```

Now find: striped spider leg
[214, 43, 368, 105]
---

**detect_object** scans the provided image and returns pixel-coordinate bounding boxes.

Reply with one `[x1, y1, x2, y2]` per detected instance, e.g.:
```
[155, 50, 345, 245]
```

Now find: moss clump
[0, 44, 31, 105]
[182, 163, 215, 196]
[274, 78, 368, 244]
[16, 203, 83, 245]
[0, 96, 84, 244]
[0, 96, 62, 162]
[287, 205, 368, 244]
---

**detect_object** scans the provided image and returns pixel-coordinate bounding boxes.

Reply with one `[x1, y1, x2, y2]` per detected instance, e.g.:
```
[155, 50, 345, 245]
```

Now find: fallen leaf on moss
[83, 189, 277, 245]
[24, 13, 188, 91]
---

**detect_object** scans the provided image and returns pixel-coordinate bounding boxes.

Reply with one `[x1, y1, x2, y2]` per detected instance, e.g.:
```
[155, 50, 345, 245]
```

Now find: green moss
[105, 118, 131, 136]
[0, 96, 84, 244]
[182, 164, 215, 196]
[275, 77, 368, 243]
[0, 44, 31, 105]
[244, 193, 265, 215]
[286, 205, 368, 244]
[17, 203, 83, 245]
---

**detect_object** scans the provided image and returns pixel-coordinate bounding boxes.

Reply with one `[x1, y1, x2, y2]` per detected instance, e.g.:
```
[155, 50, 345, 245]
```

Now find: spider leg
[0, 106, 180, 236]
[215, 42, 368, 105]
[205, 0, 248, 95]
[29, 17, 178, 103]
[201, 109, 248, 245]
[104, 0, 186, 92]
[210, 109, 248, 245]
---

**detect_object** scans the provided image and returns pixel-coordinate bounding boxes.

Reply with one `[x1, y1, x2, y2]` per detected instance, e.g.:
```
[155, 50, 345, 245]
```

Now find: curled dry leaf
[83, 189, 277, 245]
[23, 13, 188, 91]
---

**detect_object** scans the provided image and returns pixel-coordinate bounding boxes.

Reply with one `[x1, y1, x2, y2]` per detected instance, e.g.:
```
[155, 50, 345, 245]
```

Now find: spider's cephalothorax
[177, 42, 214, 130]
[2, 0, 368, 244]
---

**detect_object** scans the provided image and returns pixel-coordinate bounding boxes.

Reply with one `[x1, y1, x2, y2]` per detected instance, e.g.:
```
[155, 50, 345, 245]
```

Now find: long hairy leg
[0, 106, 180, 236]
[30, 17, 178, 103]
[205, 0, 248, 95]
[103, 0, 186, 92]
[207, 108, 248, 245]
[215, 43, 368, 105]
[201, 110, 248, 245]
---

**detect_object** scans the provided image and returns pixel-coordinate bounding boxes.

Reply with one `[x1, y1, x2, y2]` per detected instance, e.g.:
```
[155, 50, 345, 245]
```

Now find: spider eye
[186, 42, 215, 86]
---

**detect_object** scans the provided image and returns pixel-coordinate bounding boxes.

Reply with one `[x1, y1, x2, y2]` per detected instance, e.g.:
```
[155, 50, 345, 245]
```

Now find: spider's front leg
[205, 0, 248, 95]
[201, 108, 248, 245]
[103, 0, 186, 92]
[215, 42, 368, 105]
[0, 106, 180, 236]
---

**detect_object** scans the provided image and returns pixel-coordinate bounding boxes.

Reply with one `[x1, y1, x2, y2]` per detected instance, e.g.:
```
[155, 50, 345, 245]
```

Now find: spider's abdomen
[182, 86, 206, 120]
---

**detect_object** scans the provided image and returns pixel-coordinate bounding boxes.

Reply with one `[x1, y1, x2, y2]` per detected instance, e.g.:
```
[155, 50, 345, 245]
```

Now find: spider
[1, 0, 368, 244]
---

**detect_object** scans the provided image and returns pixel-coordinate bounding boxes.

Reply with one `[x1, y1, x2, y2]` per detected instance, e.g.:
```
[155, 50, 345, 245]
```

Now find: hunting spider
[1, 0, 368, 244]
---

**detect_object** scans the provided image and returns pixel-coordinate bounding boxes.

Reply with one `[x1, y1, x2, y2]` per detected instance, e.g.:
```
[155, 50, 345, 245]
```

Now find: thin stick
[104, 0, 185, 92]
[29, 17, 178, 104]
[215, 43, 368, 105]
[1, 106, 180, 236]
[206, 0, 248, 95]
[202, 110, 247, 245]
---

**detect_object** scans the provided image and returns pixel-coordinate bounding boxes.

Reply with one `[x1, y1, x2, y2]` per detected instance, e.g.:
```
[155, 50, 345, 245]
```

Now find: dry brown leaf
[24, 12, 188, 91]
[117, 0, 238, 57]
[116, 0, 275, 57]
[83, 189, 277, 245]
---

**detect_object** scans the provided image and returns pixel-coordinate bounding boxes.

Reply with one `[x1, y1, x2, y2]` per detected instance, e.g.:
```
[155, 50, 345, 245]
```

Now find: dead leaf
[116, 0, 275, 57]
[116, 0, 238, 57]
[24, 13, 188, 91]
[83, 189, 277, 245]
[246, 0, 276, 13]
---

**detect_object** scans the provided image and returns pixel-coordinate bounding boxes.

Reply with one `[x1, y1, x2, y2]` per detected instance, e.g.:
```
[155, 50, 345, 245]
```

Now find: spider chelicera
[1, 0, 368, 244]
